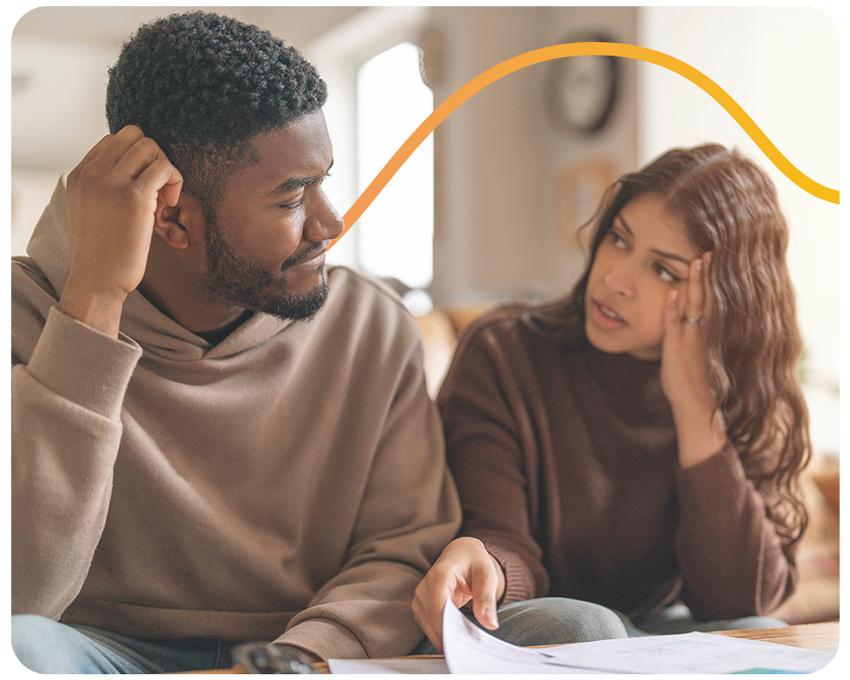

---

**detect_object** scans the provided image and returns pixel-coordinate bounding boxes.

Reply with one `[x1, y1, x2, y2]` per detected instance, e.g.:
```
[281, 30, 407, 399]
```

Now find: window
[355, 42, 434, 291]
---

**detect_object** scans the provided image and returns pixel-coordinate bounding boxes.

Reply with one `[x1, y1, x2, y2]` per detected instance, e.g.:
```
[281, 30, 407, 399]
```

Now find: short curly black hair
[105, 10, 327, 205]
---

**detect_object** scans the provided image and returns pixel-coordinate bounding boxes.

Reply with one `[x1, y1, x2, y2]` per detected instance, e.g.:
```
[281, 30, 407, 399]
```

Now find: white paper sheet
[440, 600, 603, 674]
[329, 602, 836, 674]
[327, 657, 449, 674]
[542, 630, 837, 674]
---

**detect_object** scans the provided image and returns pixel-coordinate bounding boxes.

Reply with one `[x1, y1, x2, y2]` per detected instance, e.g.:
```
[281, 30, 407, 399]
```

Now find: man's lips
[282, 245, 327, 271]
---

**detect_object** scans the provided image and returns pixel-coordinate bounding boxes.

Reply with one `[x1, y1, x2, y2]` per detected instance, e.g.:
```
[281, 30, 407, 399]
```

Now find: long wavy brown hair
[529, 144, 810, 546]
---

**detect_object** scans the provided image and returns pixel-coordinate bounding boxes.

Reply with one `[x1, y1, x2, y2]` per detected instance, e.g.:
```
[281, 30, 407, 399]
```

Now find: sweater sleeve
[674, 442, 798, 620]
[12, 306, 142, 618]
[437, 320, 549, 605]
[275, 338, 462, 660]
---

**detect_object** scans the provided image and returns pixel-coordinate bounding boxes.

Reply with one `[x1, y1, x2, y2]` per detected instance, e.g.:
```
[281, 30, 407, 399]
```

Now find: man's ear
[153, 192, 205, 250]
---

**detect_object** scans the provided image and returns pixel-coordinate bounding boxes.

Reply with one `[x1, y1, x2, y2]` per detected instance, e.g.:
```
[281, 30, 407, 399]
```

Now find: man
[11, 11, 460, 673]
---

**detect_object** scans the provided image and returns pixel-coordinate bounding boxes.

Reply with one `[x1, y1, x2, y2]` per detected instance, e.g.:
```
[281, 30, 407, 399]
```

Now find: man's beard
[200, 219, 329, 322]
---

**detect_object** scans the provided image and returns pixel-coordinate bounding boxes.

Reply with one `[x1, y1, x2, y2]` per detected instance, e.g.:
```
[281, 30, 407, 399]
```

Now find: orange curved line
[332, 42, 837, 249]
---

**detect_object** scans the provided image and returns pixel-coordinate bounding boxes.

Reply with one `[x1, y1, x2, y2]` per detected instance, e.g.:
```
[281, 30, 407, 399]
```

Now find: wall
[9, 5, 364, 256]
[426, 6, 638, 306]
[639, 6, 839, 388]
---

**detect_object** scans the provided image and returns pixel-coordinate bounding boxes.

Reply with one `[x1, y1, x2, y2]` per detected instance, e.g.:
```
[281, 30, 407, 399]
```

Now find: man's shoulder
[327, 266, 407, 307]
[325, 266, 415, 325]
[12, 256, 58, 365]
[318, 265, 422, 357]
[12, 256, 57, 314]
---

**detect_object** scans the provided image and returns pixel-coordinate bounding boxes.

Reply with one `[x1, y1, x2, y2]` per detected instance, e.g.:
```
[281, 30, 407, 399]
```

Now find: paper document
[441, 600, 604, 674]
[327, 657, 448, 674]
[542, 630, 836, 674]
[440, 601, 835, 674]
[329, 602, 836, 674]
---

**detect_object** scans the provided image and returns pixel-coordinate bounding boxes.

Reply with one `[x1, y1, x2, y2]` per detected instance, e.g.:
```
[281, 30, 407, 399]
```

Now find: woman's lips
[590, 300, 627, 330]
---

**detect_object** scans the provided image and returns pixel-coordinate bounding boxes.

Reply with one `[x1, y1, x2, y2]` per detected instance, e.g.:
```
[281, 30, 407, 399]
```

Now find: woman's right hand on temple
[411, 537, 506, 653]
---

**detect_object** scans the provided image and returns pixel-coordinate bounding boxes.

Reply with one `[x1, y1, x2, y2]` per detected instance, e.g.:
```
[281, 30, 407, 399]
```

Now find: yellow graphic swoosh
[334, 42, 838, 247]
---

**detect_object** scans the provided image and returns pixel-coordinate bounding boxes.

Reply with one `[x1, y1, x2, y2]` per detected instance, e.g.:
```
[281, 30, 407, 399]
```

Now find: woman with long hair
[411, 144, 810, 651]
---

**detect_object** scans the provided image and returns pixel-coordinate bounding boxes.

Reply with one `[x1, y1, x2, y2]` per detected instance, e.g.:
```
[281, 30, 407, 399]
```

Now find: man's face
[198, 110, 343, 321]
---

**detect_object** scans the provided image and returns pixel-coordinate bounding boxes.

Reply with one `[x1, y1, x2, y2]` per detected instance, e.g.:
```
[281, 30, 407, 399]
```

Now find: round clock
[545, 34, 619, 135]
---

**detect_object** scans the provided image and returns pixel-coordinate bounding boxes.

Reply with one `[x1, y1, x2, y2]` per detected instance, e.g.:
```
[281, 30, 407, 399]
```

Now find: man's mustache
[281, 242, 328, 271]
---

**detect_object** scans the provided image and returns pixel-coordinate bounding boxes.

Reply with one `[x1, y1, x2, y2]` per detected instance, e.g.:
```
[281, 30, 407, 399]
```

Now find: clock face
[546, 37, 619, 134]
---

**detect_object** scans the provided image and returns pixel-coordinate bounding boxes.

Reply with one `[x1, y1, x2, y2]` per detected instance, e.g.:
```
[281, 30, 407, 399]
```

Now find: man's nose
[304, 187, 344, 242]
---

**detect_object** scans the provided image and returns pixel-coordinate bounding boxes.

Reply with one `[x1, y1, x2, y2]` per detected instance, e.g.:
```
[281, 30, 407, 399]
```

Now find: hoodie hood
[27, 172, 294, 361]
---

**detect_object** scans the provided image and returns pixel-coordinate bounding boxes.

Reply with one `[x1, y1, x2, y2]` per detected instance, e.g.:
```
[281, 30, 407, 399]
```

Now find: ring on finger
[683, 316, 705, 326]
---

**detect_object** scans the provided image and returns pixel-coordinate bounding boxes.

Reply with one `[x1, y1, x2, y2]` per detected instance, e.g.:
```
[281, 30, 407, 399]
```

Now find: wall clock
[545, 34, 619, 135]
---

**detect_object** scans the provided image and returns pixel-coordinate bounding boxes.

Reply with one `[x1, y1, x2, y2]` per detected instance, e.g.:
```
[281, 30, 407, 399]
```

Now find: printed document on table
[327, 657, 449, 674]
[441, 601, 835, 674]
[330, 602, 835, 674]
[542, 631, 836, 674]
[440, 601, 604, 673]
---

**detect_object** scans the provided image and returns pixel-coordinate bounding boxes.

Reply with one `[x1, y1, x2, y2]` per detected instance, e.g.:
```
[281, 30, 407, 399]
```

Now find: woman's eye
[656, 264, 682, 283]
[607, 231, 627, 248]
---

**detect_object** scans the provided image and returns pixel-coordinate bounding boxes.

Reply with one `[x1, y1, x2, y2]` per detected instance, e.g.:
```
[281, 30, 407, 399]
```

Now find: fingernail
[671, 289, 678, 301]
[695, 258, 702, 271]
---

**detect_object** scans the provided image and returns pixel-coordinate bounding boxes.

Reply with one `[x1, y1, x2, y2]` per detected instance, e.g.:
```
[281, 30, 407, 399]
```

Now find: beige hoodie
[11, 174, 461, 660]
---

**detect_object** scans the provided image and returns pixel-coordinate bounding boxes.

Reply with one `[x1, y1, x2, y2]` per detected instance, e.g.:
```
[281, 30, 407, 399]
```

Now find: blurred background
[11, 5, 839, 622]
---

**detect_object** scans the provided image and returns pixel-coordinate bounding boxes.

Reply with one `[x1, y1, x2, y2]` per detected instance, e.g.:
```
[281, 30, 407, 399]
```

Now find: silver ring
[683, 316, 705, 326]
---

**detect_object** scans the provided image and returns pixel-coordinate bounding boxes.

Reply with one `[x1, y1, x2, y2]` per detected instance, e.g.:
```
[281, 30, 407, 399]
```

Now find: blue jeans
[11, 614, 235, 673]
[410, 597, 629, 654]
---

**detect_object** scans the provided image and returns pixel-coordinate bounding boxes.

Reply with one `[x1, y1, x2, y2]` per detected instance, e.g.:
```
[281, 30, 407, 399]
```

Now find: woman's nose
[604, 260, 635, 297]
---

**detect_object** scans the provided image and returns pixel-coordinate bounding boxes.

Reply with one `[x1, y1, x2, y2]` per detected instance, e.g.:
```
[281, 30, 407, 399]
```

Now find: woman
[412, 144, 810, 652]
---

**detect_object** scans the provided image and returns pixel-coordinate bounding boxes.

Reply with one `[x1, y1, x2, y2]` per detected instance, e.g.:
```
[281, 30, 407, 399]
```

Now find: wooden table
[192, 621, 839, 673]
[708, 620, 839, 651]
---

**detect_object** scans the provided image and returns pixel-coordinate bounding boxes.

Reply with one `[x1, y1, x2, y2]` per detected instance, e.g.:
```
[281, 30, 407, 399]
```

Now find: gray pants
[410, 598, 787, 654]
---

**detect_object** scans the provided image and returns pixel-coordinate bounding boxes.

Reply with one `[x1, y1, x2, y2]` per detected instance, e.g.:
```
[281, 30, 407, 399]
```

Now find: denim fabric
[410, 597, 629, 654]
[11, 614, 234, 674]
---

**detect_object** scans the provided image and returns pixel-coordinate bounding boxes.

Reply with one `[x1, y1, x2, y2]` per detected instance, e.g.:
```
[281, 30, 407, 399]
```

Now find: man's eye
[280, 198, 303, 210]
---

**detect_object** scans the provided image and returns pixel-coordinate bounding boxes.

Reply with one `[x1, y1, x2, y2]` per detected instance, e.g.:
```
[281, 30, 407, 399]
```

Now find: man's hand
[60, 125, 183, 337]
[411, 537, 505, 653]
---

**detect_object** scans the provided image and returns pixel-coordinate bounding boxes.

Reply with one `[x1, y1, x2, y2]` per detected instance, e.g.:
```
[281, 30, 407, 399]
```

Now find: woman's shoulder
[440, 299, 586, 397]
[457, 298, 585, 351]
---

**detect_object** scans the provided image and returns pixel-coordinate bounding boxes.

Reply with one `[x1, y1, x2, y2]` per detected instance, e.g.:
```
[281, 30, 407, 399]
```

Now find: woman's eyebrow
[617, 214, 692, 265]
[653, 249, 692, 265]
[614, 214, 634, 237]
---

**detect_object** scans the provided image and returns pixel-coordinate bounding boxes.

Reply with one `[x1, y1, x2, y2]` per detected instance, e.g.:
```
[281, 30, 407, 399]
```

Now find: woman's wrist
[486, 550, 507, 604]
[673, 403, 728, 469]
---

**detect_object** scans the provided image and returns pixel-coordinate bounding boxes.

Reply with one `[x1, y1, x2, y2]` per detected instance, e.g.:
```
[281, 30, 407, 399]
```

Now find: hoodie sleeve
[274, 336, 462, 660]
[12, 298, 142, 618]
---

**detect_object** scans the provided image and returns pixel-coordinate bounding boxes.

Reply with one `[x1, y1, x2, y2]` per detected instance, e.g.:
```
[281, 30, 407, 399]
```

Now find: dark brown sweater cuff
[484, 543, 536, 607]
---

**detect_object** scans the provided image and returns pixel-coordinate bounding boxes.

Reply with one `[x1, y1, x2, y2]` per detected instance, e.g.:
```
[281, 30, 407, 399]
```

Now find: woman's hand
[411, 537, 505, 653]
[661, 252, 727, 468]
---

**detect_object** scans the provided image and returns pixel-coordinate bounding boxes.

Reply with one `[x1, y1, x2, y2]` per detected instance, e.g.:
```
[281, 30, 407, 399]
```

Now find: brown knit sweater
[437, 305, 797, 622]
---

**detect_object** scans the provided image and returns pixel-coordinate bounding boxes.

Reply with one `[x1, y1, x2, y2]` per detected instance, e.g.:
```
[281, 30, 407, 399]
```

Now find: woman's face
[584, 194, 700, 361]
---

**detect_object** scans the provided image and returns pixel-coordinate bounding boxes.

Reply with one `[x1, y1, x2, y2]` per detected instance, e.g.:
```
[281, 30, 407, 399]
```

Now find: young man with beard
[11, 11, 460, 673]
